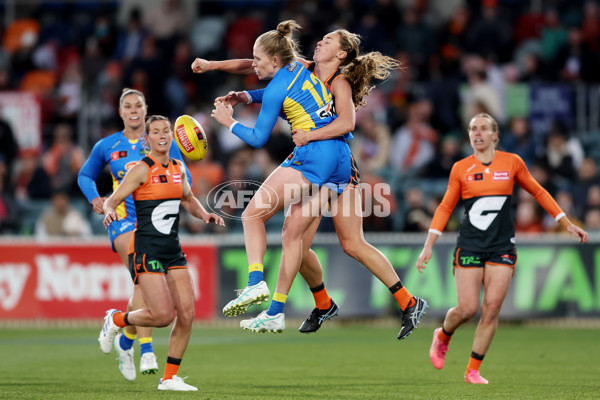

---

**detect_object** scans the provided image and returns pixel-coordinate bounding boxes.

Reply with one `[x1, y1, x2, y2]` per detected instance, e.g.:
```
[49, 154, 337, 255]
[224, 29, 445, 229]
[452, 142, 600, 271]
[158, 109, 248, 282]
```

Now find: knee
[281, 225, 301, 247]
[481, 302, 502, 321]
[457, 305, 478, 321]
[178, 306, 196, 327]
[340, 237, 364, 260]
[155, 309, 175, 327]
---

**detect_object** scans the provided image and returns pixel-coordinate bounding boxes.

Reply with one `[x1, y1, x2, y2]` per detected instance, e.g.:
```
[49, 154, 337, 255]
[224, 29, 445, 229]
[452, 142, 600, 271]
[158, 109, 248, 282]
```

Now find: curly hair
[334, 29, 403, 109]
[255, 20, 303, 67]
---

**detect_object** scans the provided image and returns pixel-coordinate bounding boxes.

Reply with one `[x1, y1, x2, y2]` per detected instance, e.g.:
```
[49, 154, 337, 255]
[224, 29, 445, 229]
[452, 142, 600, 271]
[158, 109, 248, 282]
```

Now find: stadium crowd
[1, 0, 600, 236]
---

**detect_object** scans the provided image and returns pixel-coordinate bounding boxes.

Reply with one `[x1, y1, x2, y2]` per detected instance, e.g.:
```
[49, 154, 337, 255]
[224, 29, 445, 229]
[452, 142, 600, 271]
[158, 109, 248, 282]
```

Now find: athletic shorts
[128, 252, 188, 284]
[107, 216, 137, 251]
[281, 139, 351, 194]
[453, 247, 518, 269]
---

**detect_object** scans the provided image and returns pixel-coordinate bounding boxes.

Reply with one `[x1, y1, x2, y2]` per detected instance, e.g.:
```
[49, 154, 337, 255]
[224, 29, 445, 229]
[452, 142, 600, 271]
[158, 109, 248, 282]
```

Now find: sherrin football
[174, 114, 208, 161]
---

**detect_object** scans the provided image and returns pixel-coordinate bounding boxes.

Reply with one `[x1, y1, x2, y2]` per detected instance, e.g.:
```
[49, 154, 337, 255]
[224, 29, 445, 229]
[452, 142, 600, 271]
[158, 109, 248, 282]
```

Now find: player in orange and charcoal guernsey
[99, 115, 224, 392]
[416, 113, 588, 384]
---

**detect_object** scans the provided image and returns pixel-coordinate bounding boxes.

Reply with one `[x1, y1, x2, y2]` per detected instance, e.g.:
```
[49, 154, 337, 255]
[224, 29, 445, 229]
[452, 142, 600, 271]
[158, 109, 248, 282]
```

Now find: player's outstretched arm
[191, 58, 254, 75]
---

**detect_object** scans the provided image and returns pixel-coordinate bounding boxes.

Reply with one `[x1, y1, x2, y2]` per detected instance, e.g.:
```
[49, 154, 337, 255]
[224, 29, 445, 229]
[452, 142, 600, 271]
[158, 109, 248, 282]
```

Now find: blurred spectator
[224, 13, 263, 59]
[571, 157, 600, 219]
[423, 134, 464, 179]
[0, 160, 18, 233]
[35, 191, 91, 239]
[461, 55, 503, 126]
[465, 0, 512, 62]
[586, 184, 600, 211]
[515, 199, 544, 234]
[535, 120, 581, 183]
[581, 1, 600, 52]
[554, 26, 600, 82]
[403, 187, 432, 232]
[540, 7, 568, 66]
[56, 59, 83, 122]
[500, 116, 536, 167]
[351, 111, 391, 174]
[545, 189, 584, 234]
[42, 123, 85, 195]
[144, 0, 190, 59]
[113, 7, 146, 64]
[14, 150, 52, 200]
[394, 7, 437, 80]
[583, 208, 600, 232]
[389, 96, 438, 175]
[0, 106, 19, 186]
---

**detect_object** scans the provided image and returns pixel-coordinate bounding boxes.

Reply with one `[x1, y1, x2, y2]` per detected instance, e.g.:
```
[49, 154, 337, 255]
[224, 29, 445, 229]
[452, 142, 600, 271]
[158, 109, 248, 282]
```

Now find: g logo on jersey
[317, 101, 336, 119]
[151, 200, 181, 234]
[469, 196, 507, 231]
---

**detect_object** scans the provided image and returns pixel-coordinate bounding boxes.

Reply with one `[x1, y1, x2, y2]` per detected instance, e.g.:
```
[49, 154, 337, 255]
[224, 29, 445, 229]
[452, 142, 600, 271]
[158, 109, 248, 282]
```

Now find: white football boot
[240, 310, 285, 333]
[158, 375, 198, 391]
[99, 309, 121, 354]
[222, 281, 270, 317]
[140, 352, 159, 375]
[114, 333, 136, 382]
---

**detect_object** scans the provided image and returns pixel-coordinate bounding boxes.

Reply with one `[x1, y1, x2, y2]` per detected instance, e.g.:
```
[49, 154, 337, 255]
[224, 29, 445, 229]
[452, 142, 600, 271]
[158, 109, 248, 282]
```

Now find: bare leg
[113, 231, 153, 339]
[472, 265, 513, 354]
[241, 166, 295, 265]
[298, 216, 324, 288]
[331, 188, 400, 286]
[165, 269, 196, 359]
[443, 267, 484, 333]
[275, 182, 329, 296]
[126, 274, 175, 327]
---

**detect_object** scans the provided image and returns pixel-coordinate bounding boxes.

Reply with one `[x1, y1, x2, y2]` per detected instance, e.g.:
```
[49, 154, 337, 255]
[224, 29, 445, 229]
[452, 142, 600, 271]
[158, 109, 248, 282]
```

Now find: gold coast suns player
[416, 113, 588, 384]
[99, 115, 224, 391]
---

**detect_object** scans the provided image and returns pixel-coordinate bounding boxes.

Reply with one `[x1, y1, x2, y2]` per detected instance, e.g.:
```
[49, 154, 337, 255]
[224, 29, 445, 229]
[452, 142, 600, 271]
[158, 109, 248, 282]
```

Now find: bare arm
[292, 77, 356, 146]
[102, 163, 148, 227]
[180, 167, 225, 227]
[191, 58, 254, 75]
[416, 231, 441, 273]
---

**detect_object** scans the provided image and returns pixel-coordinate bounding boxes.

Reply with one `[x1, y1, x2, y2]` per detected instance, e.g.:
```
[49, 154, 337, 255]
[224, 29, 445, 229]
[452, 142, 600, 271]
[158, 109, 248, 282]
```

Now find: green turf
[0, 322, 597, 399]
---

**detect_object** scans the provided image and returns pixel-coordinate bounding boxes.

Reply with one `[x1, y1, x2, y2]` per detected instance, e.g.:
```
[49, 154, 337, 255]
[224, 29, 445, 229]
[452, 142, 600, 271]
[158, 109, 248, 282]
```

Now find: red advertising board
[0, 241, 217, 320]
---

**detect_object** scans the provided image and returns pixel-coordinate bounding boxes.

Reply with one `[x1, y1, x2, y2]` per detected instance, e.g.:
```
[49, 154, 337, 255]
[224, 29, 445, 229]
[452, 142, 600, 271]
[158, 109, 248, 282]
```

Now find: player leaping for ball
[205, 20, 427, 339]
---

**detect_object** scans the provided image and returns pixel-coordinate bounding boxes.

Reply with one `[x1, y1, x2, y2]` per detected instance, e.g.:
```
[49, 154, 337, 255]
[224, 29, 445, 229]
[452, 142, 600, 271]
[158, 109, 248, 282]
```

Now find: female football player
[207, 20, 427, 337]
[99, 115, 224, 391]
[416, 113, 588, 384]
[78, 89, 190, 380]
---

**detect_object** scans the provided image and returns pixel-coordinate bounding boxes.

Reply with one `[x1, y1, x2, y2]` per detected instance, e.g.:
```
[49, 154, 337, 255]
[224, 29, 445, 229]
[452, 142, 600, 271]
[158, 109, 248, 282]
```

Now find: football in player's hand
[174, 115, 208, 161]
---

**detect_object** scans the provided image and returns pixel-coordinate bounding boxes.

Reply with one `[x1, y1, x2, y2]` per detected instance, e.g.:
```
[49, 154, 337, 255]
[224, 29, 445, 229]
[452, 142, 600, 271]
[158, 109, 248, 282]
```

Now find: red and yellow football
[174, 114, 208, 161]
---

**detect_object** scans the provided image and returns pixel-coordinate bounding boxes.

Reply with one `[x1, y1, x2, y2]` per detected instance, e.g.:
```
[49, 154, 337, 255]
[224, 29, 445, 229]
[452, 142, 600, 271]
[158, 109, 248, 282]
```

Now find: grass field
[1, 320, 598, 399]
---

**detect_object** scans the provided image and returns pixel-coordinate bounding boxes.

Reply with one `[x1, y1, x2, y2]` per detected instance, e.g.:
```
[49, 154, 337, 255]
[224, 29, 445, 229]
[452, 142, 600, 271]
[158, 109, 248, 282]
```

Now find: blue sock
[247, 263, 264, 286]
[120, 330, 135, 351]
[266, 292, 287, 316]
[139, 337, 154, 355]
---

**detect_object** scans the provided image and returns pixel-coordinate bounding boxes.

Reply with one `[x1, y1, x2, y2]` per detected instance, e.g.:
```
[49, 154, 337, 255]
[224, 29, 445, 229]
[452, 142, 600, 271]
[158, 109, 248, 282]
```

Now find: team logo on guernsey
[317, 100, 335, 119]
[493, 171, 510, 181]
[152, 175, 168, 184]
[500, 253, 516, 264]
[111, 150, 128, 160]
[466, 173, 484, 182]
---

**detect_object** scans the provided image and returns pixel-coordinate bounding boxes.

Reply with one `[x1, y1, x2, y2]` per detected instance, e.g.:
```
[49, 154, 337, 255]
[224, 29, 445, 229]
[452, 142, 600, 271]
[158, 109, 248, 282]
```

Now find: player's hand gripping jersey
[128, 155, 184, 258]
[430, 151, 564, 252]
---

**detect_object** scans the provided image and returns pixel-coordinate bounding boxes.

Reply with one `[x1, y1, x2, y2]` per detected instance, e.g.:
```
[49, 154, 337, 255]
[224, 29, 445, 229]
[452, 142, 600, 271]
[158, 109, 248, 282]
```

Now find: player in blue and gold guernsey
[416, 113, 588, 385]
[77, 89, 190, 381]
[201, 22, 428, 338]
[98, 115, 224, 392]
